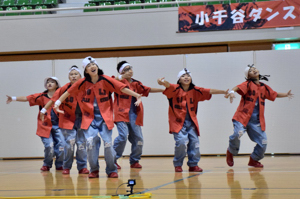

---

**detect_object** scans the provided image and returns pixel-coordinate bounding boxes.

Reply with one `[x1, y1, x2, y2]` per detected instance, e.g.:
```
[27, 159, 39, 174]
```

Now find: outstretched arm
[277, 90, 294, 99]
[210, 89, 229, 95]
[157, 77, 170, 88]
[121, 88, 142, 106]
[6, 95, 28, 104]
[150, 88, 165, 93]
[225, 87, 240, 103]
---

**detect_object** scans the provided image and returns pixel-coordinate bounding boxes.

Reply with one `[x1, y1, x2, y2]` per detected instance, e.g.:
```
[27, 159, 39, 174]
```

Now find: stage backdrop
[178, 0, 300, 32]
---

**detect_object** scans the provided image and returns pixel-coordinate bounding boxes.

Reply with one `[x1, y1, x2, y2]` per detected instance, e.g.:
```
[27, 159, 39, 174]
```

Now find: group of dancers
[6, 56, 293, 178]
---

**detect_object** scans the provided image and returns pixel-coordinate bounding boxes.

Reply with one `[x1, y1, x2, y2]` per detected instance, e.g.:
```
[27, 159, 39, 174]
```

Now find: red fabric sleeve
[103, 75, 127, 94]
[67, 78, 85, 95]
[194, 86, 212, 102]
[51, 83, 70, 102]
[136, 81, 151, 97]
[264, 84, 277, 101]
[51, 87, 62, 102]
[163, 83, 178, 98]
[26, 93, 43, 106]
[236, 81, 248, 96]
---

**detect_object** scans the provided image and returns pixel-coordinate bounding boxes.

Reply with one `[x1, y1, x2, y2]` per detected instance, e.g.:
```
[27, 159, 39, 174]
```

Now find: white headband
[245, 65, 255, 79]
[119, 63, 131, 74]
[82, 56, 98, 71]
[177, 68, 192, 80]
[69, 67, 81, 74]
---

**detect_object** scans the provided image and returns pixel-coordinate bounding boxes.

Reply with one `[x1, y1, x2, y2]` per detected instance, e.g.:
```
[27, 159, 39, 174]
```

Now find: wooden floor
[0, 155, 300, 199]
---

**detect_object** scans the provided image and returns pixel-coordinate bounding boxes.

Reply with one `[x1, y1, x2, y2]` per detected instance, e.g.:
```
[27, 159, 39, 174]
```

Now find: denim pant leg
[75, 128, 88, 171]
[247, 121, 267, 161]
[228, 120, 247, 156]
[113, 122, 129, 160]
[52, 127, 65, 168]
[40, 134, 54, 168]
[173, 127, 188, 167]
[99, 124, 117, 175]
[128, 121, 143, 165]
[62, 129, 76, 169]
[84, 124, 101, 173]
[186, 128, 201, 167]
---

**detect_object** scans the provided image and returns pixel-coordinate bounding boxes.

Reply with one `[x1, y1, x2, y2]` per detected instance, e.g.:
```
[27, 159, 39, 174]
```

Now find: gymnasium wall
[1, 49, 299, 158]
[0, 7, 299, 54]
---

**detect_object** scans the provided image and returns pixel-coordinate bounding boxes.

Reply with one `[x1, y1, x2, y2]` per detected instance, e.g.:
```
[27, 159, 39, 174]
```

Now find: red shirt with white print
[233, 81, 277, 131]
[67, 75, 127, 130]
[163, 83, 211, 136]
[27, 92, 57, 138]
[52, 82, 84, 130]
[113, 78, 151, 126]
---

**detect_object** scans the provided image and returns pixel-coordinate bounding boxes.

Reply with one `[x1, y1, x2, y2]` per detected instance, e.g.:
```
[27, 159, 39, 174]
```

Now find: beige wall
[0, 49, 299, 158]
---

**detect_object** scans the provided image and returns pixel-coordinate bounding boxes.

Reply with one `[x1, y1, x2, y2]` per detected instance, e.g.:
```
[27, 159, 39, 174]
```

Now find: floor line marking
[137, 171, 208, 194]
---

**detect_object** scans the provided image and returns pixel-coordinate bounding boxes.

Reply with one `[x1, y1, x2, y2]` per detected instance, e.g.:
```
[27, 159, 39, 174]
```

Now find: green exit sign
[273, 43, 300, 50]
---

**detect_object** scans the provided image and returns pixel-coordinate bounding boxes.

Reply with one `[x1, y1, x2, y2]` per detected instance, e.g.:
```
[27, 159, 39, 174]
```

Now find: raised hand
[6, 95, 12, 104]
[157, 77, 170, 88]
[157, 77, 165, 85]
[287, 90, 294, 100]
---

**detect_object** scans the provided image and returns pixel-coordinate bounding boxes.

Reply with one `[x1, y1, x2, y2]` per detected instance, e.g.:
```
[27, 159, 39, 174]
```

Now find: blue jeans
[40, 125, 65, 168]
[84, 107, 117, 175]
[173, 119, 200, 167]
[228, 119, 267, 161]
[61, 116, 87, 171]
[75, 127, 88, 170]
[113, 113, 143, 165]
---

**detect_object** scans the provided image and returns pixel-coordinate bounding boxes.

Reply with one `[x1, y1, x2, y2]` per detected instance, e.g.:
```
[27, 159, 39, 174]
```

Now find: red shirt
[67, 75, 127, 130]
[113, 78, 151, 126]
[163, 83, 212, 136]
[27, 92, 56, 138]
[52, 82, 84, 130]
[233, 81, 277, 131]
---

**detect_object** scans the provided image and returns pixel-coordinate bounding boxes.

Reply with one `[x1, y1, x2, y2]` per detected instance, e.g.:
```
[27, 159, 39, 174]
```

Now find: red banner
[178, 0, 300, 32]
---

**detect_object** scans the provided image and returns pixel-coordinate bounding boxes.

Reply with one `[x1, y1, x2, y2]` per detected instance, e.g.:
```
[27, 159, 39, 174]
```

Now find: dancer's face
[179, 73, 192, 85]
[248, 67, 259, 79]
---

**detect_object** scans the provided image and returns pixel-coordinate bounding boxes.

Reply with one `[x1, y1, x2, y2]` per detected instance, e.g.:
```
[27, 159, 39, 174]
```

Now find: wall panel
[0, 49, 299, 158]
[0, 61, 53, 158]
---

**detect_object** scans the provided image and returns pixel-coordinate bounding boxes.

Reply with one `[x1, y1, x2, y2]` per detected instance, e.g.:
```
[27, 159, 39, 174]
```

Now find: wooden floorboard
[0, 155, 299, 198]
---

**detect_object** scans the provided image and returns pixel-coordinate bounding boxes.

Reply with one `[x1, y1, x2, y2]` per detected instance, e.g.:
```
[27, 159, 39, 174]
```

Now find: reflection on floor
[0, 155, 299, 198]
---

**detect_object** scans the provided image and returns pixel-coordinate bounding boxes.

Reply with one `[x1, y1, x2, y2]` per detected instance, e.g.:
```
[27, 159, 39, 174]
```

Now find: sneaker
[79, 168, 89, 174]
[88, 170, 99, 178]
[62, 169, 70, 175]
[130, 162, 142, 168]
[56, 166, 63, 171]
[175, 166, 183, 172]
[248, 156, 264, 168]
[108, 172, 118, 178]
[226, 149, 234, 167]
[116, 163, 121, 169]
[188, 166, 203, 172]
[40, 166, 50, 171]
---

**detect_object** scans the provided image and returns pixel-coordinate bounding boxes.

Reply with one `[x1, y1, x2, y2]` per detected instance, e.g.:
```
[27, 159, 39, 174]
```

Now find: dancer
[6, 77, 64, 171]
[41, 66, 89, 175]
[53, 56, 142, 178]
[157, 68, 228, 172]
[225, 65, 293, 168]
[113, 61, 164, 169]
